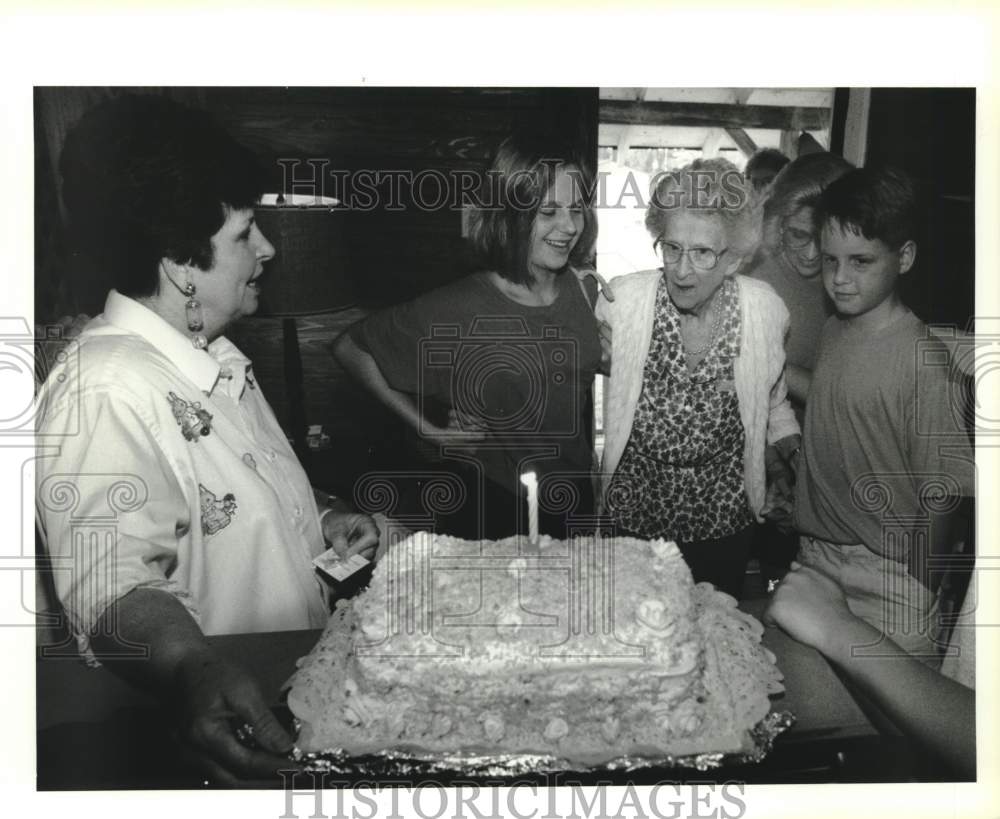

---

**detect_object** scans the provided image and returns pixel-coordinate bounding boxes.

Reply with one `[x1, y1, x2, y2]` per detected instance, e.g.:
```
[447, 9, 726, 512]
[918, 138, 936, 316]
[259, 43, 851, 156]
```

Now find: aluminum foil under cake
[291, 710, 795, 778]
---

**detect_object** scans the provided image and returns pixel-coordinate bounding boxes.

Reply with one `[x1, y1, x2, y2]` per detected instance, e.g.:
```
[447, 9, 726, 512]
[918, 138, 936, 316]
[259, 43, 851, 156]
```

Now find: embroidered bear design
[167, 391, 213, 442]
[199, 483, 237, 536]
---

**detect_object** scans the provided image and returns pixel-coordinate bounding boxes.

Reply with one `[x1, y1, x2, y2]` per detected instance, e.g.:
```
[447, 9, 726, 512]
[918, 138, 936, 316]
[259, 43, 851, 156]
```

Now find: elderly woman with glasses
[745, 153, 854, 415]
[597, 158, 800, 597]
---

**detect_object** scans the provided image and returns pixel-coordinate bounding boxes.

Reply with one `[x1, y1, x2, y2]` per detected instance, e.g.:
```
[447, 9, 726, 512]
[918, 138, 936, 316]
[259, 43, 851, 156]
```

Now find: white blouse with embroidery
[36, 291, 330, 658]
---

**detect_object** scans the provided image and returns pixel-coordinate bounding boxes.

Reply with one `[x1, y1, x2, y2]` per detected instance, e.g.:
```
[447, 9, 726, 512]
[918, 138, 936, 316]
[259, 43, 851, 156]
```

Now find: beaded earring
[165, 267, 208, 349]
[181, 281, 208, 349]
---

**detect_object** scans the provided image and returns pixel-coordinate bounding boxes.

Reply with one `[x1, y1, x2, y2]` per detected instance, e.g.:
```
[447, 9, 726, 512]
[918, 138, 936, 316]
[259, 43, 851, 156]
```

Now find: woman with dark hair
[598, 159, 800, 597]
[335, 132, 605, 538]
[36, 94, 378, 782]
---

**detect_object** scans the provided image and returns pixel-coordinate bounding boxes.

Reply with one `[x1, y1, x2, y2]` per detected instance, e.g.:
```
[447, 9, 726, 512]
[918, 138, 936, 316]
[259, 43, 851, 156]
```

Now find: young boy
[793, 166, 975, 665]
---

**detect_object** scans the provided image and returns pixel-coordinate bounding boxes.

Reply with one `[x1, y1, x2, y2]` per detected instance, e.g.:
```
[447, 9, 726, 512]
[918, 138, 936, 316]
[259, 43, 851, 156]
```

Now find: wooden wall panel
[864, 88, 975, 330]
[225, 308, 402, 496]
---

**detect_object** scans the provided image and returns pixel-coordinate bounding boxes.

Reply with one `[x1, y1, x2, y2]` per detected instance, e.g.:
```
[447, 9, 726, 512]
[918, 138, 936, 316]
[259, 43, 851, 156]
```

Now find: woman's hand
[322, 510, 380, 560]
[761, 436, 800, 533]
[760, 470, 795, 533]
[173, 652, 299, 785]
[94, 590, 300, 785]
[771, 433, 801, 480]
[598, 319, 613, 376]
[763, 562, 862, 656]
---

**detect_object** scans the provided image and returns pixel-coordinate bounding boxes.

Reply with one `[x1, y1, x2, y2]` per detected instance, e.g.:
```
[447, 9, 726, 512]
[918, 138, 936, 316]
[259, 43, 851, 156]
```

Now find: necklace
[683, 291, 724, 357]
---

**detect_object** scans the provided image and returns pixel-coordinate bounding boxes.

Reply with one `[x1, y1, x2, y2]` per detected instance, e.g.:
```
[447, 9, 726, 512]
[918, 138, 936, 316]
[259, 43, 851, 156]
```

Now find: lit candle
[520, 471, 539, 545]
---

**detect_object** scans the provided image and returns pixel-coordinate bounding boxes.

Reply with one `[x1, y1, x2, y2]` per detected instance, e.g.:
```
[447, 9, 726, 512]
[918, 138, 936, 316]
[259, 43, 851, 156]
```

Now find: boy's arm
[784, 363, 812, 405]
[765, 563, 975, 779]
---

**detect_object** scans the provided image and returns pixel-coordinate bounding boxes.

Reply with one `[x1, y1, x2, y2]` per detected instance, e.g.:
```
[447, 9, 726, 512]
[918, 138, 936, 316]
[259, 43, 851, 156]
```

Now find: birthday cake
[287, 532, 783, 763]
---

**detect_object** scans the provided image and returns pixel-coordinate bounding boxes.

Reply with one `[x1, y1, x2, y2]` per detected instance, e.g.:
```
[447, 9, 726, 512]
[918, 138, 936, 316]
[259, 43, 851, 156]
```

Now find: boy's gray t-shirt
[795, 310, 974, 559]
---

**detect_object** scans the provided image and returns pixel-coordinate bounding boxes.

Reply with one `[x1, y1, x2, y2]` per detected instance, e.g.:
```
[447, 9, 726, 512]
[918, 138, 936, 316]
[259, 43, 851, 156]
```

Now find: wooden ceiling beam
[600, 99, 830, 131]
[702, 128, 723, 158]
[725, 127, 758, 157]
[779, 129, 798, 160]
[615, 88, 648, 161]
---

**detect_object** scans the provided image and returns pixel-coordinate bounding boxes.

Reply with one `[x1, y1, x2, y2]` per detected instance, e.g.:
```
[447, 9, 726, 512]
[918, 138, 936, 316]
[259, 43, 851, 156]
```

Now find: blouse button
[294, 505, 303, 517]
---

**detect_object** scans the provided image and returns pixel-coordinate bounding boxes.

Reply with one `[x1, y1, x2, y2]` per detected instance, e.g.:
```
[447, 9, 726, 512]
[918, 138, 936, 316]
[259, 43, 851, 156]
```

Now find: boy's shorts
[798, 536, 943, 667]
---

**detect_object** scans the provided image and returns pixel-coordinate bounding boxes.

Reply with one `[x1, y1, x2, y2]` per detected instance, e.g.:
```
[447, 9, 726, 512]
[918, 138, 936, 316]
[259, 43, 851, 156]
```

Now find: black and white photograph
[4, 7, 1000, 819]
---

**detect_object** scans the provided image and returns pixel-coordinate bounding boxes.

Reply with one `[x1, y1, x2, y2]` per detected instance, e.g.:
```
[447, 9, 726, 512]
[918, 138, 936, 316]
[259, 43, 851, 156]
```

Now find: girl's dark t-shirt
[351, 271, 601, 530]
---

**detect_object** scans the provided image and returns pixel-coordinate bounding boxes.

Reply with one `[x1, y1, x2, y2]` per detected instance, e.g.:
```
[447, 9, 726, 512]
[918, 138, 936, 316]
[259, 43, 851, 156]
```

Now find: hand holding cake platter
[286, 532, 790, 774]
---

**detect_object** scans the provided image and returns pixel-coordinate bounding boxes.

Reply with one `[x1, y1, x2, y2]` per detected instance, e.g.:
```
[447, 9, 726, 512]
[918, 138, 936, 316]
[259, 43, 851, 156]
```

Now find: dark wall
[198, 86, 598, 306]
[864, 88, 975, 330]
[35, 86, 598, 315]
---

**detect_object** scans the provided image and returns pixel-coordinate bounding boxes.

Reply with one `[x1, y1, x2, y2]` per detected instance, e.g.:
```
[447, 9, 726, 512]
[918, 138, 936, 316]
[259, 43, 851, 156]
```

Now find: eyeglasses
[781, 225, 817, 250]
[654, 238, 728, 271]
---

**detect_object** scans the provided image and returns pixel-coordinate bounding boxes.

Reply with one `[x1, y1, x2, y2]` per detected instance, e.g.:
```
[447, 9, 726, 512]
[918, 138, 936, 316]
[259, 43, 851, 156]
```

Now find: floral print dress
[607, 277, 754, 543]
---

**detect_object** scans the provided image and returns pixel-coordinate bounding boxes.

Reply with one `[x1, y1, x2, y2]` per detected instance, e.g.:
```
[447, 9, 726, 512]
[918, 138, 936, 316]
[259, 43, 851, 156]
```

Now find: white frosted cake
[287, 532, 783, 763]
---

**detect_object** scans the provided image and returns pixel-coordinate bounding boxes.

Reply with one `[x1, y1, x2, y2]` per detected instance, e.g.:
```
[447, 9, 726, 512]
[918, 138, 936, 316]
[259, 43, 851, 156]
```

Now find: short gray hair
[645, 157, 760, 259]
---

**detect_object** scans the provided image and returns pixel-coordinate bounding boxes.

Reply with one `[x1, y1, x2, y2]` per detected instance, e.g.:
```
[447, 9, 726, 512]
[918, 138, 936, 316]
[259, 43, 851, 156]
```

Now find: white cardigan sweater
[596, 270, 799, 521]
